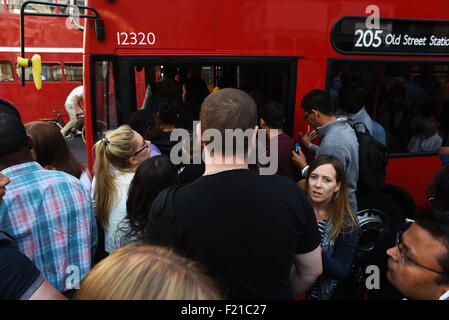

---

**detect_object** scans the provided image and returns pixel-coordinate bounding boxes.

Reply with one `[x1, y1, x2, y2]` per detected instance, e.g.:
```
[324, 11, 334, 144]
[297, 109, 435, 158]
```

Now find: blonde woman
[305, 155, 359, 300]
[75, 244, 222, 300]
[92, 125, 151, 254]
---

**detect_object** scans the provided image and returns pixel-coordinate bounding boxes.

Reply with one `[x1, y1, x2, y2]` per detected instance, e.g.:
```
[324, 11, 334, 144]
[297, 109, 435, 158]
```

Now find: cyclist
[61, 83, 84, 137]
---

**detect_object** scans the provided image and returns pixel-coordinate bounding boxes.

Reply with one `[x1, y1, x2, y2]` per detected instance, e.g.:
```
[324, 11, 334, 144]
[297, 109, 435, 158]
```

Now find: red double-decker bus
[80, 0, 449, 262]
[0, 0, 83, 123]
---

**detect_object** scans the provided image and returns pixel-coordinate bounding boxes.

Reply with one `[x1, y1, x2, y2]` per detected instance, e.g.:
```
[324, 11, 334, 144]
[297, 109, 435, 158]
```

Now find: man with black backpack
[292, 89, 359, 211]
[338, 84, 389, 195]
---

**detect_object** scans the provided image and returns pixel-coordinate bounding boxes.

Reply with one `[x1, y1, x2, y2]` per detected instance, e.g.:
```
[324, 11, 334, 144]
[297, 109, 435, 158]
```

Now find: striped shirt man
[0, 162, 97, 292]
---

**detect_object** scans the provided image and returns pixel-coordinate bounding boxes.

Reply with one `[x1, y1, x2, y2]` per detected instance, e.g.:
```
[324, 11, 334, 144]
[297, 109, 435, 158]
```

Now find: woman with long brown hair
[92, 125, 151, 254]
[25, 121, 91, 194]
[304, 154, 359, 300]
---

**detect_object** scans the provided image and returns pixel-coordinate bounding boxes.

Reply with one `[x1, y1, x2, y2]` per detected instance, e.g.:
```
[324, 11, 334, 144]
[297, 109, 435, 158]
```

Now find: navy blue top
[322, 225, 359, 281]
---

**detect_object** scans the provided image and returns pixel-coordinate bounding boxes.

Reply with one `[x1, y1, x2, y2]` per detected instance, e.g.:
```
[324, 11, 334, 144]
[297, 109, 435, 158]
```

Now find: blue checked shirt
[0, 162, 97, 291]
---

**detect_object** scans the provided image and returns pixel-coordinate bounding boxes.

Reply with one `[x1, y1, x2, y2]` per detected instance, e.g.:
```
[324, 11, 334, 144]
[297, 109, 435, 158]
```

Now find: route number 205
[117, 32, 156, 46]
[354, 29, 383, 48]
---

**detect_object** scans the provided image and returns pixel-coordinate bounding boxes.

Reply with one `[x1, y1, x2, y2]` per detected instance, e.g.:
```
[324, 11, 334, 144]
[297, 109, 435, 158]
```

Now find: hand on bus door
[299, 126, 317, 149]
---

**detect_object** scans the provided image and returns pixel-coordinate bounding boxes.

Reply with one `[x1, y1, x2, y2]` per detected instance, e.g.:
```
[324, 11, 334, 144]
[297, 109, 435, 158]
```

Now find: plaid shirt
[0, 162, 97, 291]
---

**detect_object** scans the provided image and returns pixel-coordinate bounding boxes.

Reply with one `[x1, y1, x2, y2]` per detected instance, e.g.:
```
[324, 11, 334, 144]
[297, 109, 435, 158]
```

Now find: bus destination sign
[331, 17, 449, 56]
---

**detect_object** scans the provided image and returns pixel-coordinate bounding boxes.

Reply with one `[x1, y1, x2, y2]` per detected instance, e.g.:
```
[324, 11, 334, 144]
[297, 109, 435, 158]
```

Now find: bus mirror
[17, 54, 42, 91]
[31, 55, 42, 91]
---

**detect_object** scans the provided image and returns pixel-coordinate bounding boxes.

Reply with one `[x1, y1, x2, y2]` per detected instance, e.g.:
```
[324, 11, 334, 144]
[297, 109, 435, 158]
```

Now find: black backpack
[146, 184, 184, 246]
[352, 122, 389, 194]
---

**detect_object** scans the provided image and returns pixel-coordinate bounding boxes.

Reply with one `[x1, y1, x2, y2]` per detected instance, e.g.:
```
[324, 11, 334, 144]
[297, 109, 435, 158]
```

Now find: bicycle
[42, 110, 107, 144]
[41, 109, 85, 142]
[42, 109, 68, 130]
[81, 118, 108, 144]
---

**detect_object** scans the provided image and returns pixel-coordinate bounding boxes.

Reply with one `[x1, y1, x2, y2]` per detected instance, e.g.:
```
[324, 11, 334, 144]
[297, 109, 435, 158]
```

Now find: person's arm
[321, 227, 358, 280]
[308, 143, 319, 155]
[73, 95, 83, 114]
[290, 245, 322, 297]
[299, 126, 318, 149]
[0, 245, 66, 300]
[291, 149, 308, 170]
[28, 280, 67, 300]
[438, 146, 449, 156]
[297, 179, 306, 191]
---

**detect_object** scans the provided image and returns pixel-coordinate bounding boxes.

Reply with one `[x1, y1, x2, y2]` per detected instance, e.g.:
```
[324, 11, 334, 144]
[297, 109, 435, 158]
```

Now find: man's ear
[309, 109, 320, 122]
[260, 118, 266, 128]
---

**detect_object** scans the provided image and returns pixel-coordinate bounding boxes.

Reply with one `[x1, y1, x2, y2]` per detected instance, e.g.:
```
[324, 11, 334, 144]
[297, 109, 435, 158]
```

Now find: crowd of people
[0, 79, 449, 301]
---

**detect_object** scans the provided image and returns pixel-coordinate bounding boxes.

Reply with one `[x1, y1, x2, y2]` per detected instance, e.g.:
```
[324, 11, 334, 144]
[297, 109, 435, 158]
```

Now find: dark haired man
[386, 206, 449, 300]
[155, 98, 180, 157]
[0, 114, 97, 293]
[259, 101, 299, 181]
[128, 109, 162, 158]
[147, 88, 322, 299]
[292, 89, 359, 211]
[339, 83, 387, 145]
[0, 98, 22, 121]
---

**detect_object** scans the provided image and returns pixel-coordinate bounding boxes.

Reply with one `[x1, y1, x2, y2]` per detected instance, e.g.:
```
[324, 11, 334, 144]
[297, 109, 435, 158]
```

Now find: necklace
[203, 166, 248, 176]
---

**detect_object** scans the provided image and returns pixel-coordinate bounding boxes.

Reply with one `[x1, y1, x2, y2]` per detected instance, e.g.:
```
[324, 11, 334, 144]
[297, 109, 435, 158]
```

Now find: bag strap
[351, 121, 369, 133]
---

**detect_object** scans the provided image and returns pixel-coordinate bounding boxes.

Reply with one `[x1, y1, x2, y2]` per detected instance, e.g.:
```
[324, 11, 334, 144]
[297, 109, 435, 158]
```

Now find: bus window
[16, 63, 62, 81]
[327, 60, 449, 156]
[201, 66, 213, 92]
[58, 0, 86, 15]
[43, 63, 62, 81]
[0, 61, 14, 82]
[8, 0, 57, 14]
[64, 63, 83, 81]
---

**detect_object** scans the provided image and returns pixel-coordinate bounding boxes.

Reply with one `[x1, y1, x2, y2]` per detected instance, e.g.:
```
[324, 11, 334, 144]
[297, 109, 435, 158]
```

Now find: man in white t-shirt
[61, 85, 83, 136]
